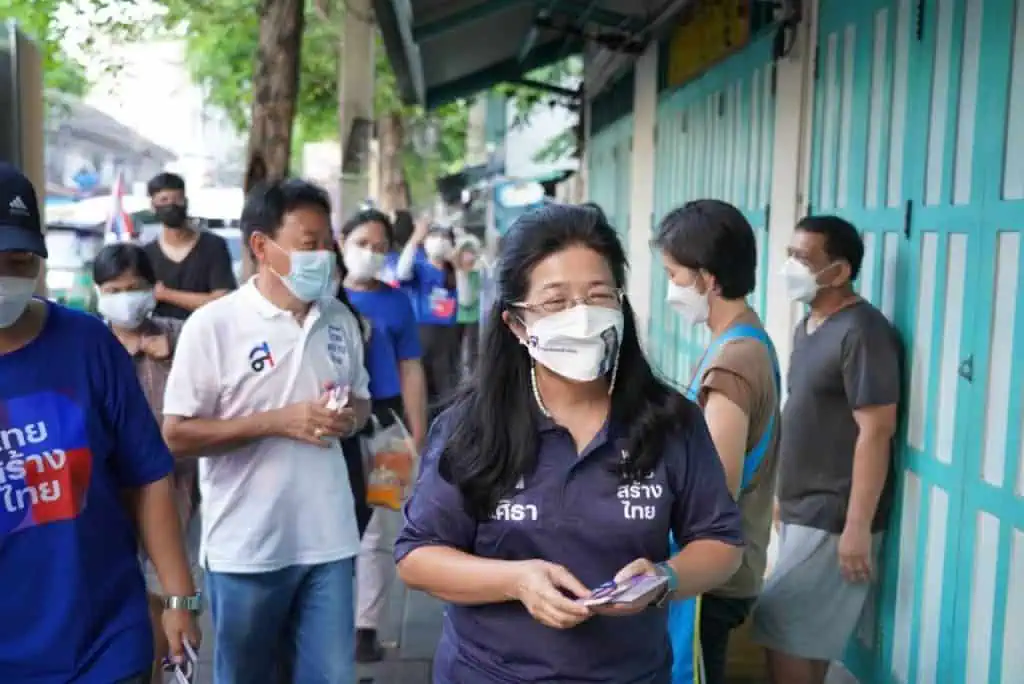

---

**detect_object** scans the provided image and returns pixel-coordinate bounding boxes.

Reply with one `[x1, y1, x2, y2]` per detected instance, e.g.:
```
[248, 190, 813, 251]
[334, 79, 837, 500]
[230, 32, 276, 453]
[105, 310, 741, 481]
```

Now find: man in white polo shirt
[162, 179, 370, 684]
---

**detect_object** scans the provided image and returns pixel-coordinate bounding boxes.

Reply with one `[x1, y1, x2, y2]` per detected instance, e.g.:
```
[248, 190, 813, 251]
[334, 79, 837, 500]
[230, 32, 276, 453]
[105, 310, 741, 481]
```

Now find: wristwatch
[653, 562, 680, 607]
[164, 592, 204, 615]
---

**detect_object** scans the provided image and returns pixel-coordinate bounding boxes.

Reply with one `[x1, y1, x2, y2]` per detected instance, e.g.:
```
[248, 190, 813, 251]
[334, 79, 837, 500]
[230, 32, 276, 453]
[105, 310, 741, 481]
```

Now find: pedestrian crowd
[0, 161, 900, 684]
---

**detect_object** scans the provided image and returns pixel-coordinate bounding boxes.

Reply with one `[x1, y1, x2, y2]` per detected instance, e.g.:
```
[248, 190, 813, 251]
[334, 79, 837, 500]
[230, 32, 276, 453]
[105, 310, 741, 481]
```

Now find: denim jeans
[206, 558, 356, 684]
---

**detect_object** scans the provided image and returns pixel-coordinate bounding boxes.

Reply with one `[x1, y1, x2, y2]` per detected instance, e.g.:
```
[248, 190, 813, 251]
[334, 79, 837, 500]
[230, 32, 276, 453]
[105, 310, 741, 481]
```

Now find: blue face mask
[268, 241, 336, 302]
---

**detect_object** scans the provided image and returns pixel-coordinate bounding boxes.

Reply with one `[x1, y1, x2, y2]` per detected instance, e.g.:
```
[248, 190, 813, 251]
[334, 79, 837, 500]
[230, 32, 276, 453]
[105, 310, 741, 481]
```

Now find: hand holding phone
[577, 574, 668, 607]
[163, 640, 199, 683]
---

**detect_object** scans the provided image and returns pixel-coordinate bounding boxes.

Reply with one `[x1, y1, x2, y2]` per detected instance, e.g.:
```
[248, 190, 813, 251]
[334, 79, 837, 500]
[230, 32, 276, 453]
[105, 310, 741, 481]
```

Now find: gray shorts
[750, 523, 883, 661]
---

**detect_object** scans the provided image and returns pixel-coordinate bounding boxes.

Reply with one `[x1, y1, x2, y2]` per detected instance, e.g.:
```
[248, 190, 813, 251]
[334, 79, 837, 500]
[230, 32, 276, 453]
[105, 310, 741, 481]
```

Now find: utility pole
[338, 0, 375, 218]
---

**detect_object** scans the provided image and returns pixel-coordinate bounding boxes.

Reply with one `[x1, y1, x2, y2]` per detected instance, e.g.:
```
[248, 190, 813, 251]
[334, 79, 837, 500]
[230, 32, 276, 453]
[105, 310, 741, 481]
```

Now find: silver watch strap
[164, 594, 203, 613]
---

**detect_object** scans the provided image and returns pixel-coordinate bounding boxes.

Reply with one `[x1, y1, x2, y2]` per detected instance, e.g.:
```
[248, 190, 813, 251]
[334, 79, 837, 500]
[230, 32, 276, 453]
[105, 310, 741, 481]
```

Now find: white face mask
[666, 281, 709, 325]
[97, 290, 156, 329]
[424, 235, 452, 261]
[522, 304, 624, 383]
[0, 276, 37, 328]
[343, 244, 386, 280]
[781, 257, 829, 303]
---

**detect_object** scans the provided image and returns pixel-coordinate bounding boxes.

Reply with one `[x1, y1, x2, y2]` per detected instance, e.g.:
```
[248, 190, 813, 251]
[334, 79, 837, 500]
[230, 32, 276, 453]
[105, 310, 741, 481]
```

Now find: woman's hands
[512, 560, 592, 629]
[588, 558, 664, 617]
[510, 557, 668, 626]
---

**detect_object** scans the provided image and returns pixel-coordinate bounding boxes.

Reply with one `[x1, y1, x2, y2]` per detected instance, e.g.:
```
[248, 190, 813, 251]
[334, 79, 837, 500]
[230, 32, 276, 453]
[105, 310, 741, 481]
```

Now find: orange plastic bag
[364, 411, 417, 511]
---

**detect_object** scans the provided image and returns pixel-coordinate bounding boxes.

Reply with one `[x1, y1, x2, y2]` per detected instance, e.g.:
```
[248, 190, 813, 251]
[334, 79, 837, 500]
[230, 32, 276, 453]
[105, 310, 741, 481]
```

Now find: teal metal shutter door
[813, 1, 1024, 682]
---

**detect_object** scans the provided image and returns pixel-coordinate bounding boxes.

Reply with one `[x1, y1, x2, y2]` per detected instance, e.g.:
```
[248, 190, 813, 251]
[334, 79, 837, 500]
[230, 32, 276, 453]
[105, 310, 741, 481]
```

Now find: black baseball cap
[0, 163, 47, 258]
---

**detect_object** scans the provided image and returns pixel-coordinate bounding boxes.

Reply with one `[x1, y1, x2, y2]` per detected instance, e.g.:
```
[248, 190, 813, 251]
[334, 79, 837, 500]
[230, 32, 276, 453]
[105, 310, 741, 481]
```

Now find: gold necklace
[530, 363, 552, 418]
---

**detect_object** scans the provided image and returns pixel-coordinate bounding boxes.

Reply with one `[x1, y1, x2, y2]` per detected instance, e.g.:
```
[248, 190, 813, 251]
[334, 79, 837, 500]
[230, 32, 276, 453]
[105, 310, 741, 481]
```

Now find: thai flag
[105, 172, 136, 244]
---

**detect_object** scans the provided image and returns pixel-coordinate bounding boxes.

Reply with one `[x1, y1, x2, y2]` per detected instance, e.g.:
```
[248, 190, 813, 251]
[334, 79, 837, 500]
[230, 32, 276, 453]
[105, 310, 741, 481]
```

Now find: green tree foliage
[495, 56, 582, 164]
[0, 0, 91, 95]
[373, 33, 468, 205]
[155, 0, 467, 194]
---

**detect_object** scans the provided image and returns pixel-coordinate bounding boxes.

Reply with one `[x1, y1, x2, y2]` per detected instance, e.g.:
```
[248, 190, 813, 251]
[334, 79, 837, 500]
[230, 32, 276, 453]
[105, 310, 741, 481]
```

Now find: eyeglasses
[514, 288, 623, 314]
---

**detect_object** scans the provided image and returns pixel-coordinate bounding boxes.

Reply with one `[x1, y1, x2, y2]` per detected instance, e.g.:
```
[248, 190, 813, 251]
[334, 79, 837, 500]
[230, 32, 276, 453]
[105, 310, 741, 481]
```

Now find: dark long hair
[330, 237, 359, 319]
[340, 208, 395, 245]
[439, 203, 695, 520]
[392, 210, 414, 248]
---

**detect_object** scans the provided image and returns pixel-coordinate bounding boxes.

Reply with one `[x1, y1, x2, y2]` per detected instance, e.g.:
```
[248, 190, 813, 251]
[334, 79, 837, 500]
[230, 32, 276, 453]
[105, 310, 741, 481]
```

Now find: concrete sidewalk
[180, 574, 857, 684]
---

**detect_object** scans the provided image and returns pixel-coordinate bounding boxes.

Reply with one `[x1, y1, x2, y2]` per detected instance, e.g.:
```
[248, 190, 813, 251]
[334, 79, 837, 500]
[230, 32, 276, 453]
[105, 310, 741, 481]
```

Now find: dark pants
[372, 395, 407, 428]
[458, 321, 480, 379]
[700, 594, 755, 684]
[342, 435, 372, 538]
[418, 323, 461, 421]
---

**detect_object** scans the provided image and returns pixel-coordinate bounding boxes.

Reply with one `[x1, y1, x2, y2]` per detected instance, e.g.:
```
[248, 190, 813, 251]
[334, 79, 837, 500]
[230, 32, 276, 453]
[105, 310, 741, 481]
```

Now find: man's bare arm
[846, 403, 898, 528]
[162, 413, 282, 458]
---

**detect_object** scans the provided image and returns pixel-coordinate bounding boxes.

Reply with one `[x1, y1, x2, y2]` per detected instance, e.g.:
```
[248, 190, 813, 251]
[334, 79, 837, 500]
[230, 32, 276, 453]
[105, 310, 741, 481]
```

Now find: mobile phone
[578, 574, 669, 607]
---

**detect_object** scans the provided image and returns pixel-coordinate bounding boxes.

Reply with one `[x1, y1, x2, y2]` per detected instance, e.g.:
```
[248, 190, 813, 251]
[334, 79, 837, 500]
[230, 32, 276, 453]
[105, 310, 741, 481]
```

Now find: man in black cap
[0, 163, 201, 684]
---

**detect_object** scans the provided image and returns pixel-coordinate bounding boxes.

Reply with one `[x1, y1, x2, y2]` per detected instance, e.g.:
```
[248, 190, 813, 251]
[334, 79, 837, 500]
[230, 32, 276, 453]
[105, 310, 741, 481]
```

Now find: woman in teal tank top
[654, 200, 782, 684]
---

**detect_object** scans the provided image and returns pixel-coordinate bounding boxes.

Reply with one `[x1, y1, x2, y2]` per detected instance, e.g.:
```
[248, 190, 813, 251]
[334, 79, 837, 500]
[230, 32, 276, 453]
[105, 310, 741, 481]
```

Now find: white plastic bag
[363, 410, 417, 511]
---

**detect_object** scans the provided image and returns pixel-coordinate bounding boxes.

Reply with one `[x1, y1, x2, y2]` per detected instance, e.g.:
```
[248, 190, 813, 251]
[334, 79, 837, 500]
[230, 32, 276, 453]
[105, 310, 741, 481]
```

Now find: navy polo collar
[533, 406, 626, 461]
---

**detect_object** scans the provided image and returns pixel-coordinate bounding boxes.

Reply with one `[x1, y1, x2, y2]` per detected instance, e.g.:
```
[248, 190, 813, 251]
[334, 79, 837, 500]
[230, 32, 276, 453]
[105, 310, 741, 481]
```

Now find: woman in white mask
[654, 199, 781, 684]
[92, 243, 197, 683]
[337, 208, 428, 662]
[394, 220, 460, 419]
[393, 203, 743, 684]
[453, 233, 483, 377]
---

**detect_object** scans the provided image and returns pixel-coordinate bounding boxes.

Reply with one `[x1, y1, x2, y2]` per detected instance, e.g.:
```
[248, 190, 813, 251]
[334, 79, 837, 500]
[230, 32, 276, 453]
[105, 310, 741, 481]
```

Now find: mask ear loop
[607, 342, 621, 397]
[508, 305, 529, 347]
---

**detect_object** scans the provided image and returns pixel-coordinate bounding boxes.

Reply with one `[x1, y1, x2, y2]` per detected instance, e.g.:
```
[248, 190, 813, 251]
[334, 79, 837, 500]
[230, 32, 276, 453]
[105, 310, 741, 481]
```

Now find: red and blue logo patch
[0, 392, 94, 539]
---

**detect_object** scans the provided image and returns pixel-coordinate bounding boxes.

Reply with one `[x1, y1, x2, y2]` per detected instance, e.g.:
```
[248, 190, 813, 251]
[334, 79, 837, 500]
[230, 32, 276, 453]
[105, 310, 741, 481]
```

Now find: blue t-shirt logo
[428, 286, 456, 319]
[248, 341, 275, 373]
[0, 392, 93, 539]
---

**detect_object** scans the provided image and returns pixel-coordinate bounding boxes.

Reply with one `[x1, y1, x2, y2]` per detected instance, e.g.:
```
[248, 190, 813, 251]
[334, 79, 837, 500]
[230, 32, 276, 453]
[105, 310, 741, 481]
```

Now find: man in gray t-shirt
[751, 216, 902, 684]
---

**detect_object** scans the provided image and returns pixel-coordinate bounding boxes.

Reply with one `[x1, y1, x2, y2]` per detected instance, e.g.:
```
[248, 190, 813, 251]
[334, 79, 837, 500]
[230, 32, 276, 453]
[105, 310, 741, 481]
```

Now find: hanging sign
[666, 0, 752, 89]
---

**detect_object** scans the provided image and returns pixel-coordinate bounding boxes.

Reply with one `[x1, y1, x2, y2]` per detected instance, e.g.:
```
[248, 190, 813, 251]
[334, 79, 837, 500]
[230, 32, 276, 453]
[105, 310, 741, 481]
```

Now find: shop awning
[373, 0, 689, 109]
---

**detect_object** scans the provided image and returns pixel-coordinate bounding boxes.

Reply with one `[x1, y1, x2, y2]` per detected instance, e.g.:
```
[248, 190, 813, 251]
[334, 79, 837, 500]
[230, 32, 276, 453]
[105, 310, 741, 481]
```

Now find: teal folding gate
[587, 115, 633, 241]
[811, 1, 1024, 681]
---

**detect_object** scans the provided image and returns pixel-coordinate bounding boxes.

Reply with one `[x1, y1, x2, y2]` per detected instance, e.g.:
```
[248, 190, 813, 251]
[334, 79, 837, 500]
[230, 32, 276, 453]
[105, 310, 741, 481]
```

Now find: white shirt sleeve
[395, 242, 418, 282]
[163, 309, 223, 418]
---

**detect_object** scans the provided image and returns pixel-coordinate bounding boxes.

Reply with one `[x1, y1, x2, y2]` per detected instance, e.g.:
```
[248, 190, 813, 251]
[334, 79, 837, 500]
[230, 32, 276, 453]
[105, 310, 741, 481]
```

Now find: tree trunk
[378, 111, 410, 213]
[241, 0, 304, 280]
[247, 0, 304, 182]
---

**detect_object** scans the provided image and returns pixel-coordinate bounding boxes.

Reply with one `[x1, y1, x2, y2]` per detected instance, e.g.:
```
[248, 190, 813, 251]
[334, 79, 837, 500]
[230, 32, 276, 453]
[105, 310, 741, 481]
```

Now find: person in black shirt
[142, 173, 237, 320]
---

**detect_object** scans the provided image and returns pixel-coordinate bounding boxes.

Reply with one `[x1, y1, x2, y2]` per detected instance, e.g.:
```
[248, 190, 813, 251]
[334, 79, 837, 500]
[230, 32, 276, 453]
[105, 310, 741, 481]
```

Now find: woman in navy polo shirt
[394, 203, 745, 684]
[393, 218, 460, 417]
[339, 209, 428, 663]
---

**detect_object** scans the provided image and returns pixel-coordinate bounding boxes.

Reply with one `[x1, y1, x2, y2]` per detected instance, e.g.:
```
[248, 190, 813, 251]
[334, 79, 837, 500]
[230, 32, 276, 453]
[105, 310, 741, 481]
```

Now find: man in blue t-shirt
[0, 164, 201, 684]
